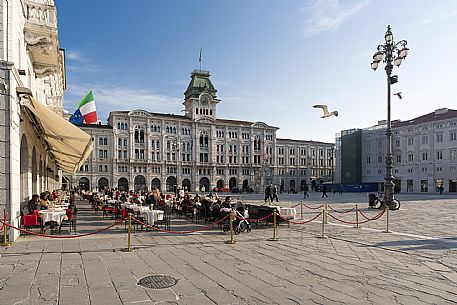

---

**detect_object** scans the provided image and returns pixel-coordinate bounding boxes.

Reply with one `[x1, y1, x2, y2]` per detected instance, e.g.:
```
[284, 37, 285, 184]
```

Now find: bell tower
[183, 70, 219, 120]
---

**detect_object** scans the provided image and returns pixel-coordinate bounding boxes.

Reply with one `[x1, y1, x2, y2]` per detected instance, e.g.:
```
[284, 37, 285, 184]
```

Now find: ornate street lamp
[371, 25, 408, 209]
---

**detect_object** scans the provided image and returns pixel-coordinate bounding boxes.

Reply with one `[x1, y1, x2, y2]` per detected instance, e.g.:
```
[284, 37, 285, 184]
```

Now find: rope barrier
[327, 209, 385, 225]
[303, 204, 324, 210]
[327, 205, 355, 214]
[131, 215, 229, 235]
[235, 213, 274, 223]
[290, 203, 301, 208]
[358, 209, 386, 221]
[0, 218, 125, 239]
[278, 212, 323, 225]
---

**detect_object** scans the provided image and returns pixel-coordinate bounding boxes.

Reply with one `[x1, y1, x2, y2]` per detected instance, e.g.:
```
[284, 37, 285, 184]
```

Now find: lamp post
[371, 25, 409, 208]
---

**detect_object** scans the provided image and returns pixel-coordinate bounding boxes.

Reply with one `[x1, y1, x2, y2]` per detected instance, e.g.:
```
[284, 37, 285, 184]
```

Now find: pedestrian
[439, 185, 444, 195]
[322, 185, 328, 198]
[303, 183, 309, 199]
[201, 185, 206, 193]
[339, 184, 343, 195]
[272, 185, 279, 202]
[264, 185, 272, 203]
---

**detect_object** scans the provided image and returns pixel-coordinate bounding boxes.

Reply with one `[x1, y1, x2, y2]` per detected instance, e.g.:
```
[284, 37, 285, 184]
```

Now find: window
[422, 135, 428, 144]
[408, 153, 414, 162]
[450, 132, 457, 141]
[408, 138, 414, 146]
[396, 155, 401, 163]
[437, 151, 443, 160]
[422, 152, 428, 161]
[437, 166, 443, 172]
[450, 149, 457, 160]
[367, 156, 371, 164]
[395, 139, 400, 147]
[437, 134, 443, 142]
[377, 156, 383, 163]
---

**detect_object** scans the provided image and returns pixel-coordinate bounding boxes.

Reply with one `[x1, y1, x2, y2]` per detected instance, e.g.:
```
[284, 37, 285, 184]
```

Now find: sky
[56, 0, 457, 143]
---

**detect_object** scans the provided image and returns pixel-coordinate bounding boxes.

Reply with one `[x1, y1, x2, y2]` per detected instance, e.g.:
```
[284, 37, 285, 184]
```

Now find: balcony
[24, 0, 61, 76]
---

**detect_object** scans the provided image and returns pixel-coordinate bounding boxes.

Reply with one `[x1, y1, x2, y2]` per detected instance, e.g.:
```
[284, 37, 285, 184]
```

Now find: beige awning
[22, 96, 93, 174]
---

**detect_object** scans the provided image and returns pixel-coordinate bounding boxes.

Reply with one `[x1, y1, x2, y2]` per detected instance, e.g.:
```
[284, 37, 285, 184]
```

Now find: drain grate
[137, 275, 178, 289]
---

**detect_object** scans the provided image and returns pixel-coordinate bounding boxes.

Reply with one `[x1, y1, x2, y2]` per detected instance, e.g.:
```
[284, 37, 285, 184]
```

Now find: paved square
[1, 193, 457, 304]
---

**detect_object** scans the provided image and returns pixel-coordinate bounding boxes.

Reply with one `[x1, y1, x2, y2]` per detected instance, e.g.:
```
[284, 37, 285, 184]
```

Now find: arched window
[199, 134, 204, 147]
[123, 138, 127, 146]
[98, 137, 103, 145]
[118, 138, 122, 147]
[204, 135, 208, 147]
[173, 127, 176, 134]
[139, 129, 144, 143]
[103, 138, 108, 145]
[117, 122, 121, 129]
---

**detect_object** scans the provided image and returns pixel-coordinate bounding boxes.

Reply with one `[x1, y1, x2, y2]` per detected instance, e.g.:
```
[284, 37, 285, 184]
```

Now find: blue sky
[57, 0, 457, 143]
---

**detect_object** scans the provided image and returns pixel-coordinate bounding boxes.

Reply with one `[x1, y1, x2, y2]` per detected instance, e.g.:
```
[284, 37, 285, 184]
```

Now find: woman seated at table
[40, 192, 50, 210]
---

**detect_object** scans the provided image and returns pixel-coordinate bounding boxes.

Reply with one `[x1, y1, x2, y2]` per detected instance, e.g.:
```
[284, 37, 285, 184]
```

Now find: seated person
[40, 192, 50, 209]
[27, 194, 40, 214]
[222, 196, 231, 209]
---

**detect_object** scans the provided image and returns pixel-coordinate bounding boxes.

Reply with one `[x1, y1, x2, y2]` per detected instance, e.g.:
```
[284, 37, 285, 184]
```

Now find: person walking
[303, 183, 310, 199]
[339, 184, 343, 195]
[322, 185, 328, 198]
[272, 185, 279, 202]
[264, 185, 272, 203]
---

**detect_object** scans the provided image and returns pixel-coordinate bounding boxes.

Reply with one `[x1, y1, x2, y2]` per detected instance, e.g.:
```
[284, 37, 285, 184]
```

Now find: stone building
[336, 108, 457, 193]
[70, 70, 335, 193]
[0, 0, 92, 241]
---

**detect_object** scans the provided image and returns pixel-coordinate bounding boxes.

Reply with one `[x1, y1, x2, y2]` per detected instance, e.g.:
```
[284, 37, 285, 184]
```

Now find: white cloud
[65, 83, 182, 120]
[301, 0, 371, 36]
[66, 50, 83, 61]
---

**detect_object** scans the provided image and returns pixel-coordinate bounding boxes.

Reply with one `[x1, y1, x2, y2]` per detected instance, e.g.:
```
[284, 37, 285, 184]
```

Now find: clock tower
[183, 70, 219, 120]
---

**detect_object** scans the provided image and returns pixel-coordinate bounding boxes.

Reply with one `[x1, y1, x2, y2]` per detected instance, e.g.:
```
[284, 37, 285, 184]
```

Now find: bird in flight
[394, 92, 403, 99]
[313, 104, 338, 118]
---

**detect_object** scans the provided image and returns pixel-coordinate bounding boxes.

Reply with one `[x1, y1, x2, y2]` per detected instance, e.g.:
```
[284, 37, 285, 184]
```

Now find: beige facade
[69, 70, 335, 194]
[0, 0, 71, 241]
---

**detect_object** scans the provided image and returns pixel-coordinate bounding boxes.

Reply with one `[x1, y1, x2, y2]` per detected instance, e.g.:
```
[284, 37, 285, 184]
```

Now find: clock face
[200, 96, 209, 106]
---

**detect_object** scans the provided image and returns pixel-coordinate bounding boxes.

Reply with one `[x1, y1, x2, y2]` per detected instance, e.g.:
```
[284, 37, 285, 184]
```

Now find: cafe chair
[22, 214, 41, 235]
[59, 209, 76, 234]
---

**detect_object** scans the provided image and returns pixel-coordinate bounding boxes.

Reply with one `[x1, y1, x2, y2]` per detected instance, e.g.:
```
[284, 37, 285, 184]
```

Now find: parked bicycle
[368, 192, 400, 210]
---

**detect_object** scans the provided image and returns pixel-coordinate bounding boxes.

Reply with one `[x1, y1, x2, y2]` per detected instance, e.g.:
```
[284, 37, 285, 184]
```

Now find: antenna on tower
[199, 45, 202, 71]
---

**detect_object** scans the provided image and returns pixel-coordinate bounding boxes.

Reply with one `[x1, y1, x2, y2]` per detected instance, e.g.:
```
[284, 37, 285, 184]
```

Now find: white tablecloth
[140, 210, 164, 225]
[39, 210, 66, 225]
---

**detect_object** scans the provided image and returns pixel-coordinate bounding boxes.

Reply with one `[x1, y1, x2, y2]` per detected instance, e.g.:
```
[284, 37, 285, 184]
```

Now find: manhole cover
[137, 275, 178, 289]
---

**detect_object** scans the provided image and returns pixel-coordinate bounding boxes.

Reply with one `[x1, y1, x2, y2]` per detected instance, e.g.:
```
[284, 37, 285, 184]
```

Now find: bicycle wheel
[389, 199, 401, 211]
[374, 199, 382, 209]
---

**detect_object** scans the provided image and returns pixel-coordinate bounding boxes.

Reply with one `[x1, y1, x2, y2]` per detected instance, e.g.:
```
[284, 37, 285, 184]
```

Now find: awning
[22, 96, 93, 175]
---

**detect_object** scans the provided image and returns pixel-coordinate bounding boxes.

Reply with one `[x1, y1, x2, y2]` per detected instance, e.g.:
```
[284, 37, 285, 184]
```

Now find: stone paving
[1, 193, 457, 304]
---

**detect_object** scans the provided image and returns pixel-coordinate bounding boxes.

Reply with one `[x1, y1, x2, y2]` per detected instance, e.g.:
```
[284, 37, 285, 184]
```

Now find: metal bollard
[384, 206, 390, 233]
[355, 204, 359, 229]
[123, 213, 133, 252]
[319, 207, 327, 238]
[300, 201, 303, 220]
[226, 208, 236, 244]
[324, 204, 328, 224]
[0, 209, 12, 247]
[269, 209, 278, 241]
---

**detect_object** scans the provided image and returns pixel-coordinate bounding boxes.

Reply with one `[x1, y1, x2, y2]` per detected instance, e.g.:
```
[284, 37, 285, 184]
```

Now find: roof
[277, 138, 334, 145]
[393, 108, 457, 128]
[184, 70, 217, 100]
[80, 123, 113, 129]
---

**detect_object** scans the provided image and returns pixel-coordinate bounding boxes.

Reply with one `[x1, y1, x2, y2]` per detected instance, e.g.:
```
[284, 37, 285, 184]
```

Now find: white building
[69, 70, 335, 194]
[336, 108, 457, 193]
[0, 0, 92, 241]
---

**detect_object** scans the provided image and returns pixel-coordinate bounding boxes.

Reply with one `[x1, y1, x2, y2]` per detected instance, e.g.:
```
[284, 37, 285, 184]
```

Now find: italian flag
[77, 90, 98, 124]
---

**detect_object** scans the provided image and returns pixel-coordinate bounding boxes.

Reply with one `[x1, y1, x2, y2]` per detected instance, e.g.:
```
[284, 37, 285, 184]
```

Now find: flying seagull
[313, 104, 338, 118]
[394, 92, 403, 99]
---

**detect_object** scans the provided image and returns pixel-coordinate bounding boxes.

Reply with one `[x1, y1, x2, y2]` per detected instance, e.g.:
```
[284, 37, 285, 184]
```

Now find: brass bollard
[319, 207, 327, 239]
[300, 201, 303, 220]
[269, 209, 278, 241]
[226, 208, 236, 244]
[384, 206, 390, 233]
[355, 204, 359, 229]
[324, 204, 328, 224]
[123, 213, 133, 252]
[1, 208, 12, 247]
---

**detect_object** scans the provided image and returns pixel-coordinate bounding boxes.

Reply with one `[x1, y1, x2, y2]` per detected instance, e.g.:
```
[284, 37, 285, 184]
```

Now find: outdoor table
[279, 207, 297, 220]
[39, 209, 66, 225]
[140, 210, 164, 225]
